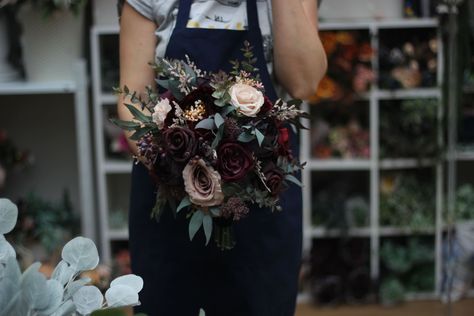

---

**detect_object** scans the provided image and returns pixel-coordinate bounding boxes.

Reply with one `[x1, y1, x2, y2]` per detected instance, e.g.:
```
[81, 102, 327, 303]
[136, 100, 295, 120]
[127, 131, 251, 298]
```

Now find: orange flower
[358, 42, 374, 62]
[320, 32, 338, 55]
[336, 32, 356, 45]
[308, 76, 340, 103]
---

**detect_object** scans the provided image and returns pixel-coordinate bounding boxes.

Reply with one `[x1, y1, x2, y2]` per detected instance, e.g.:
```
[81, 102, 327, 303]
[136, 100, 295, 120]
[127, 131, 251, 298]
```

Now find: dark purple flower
[263, 163, 285, 196]
[221, 197, 249, 221]
[162, 127, 197, 163]
[217, 142, 254, 182]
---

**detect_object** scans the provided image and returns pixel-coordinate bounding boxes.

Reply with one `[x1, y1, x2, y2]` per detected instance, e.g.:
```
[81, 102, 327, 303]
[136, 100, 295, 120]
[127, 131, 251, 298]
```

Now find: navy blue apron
[129, 1, 302, 315]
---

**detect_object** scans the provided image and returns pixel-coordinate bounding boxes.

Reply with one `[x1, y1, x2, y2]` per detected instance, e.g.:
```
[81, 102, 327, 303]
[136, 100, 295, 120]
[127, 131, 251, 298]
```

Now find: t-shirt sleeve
[126, 0, 155, 21]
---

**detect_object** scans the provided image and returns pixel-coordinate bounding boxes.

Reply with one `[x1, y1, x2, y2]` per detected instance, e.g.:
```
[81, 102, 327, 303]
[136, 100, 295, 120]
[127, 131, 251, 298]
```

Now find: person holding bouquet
[118, 0, 327, 315]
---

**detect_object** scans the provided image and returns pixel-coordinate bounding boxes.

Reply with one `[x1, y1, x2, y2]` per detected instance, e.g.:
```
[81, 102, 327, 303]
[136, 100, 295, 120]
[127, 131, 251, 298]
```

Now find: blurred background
[1, 0, 474, 315]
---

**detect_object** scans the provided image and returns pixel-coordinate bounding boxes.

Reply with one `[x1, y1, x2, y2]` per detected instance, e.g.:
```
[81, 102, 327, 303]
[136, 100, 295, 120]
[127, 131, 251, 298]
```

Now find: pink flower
[183, 158, 224, 207]
[229, 83, 265, 117]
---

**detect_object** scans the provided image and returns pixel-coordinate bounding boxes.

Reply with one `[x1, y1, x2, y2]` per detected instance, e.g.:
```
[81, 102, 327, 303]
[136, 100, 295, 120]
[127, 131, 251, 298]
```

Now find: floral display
[309, 30, 374, 104]
[113, 42, 307, 249]
[311, 106, 370, 159]
[380, 99, 438, 158]
[379, 28, 437, 89]
[380, 172, 435, 229]
[380, 237, 434, 305]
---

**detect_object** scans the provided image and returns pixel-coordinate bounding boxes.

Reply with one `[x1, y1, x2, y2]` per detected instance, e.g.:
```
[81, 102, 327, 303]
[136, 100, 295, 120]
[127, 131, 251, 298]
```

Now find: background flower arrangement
[378, 28, 438, 89]
[379, 171, 435, 229]
[380, 99, 438, 158]
[309, 30, 374, 104]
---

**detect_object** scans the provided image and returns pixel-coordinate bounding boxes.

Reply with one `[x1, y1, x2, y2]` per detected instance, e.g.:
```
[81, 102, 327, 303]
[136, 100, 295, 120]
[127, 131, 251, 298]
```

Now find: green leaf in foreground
[189, 210, 204, 241]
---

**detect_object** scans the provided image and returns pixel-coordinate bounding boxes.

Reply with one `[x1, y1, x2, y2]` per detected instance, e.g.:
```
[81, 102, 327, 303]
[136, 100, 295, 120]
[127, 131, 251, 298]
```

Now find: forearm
[271, 0, 327, 99]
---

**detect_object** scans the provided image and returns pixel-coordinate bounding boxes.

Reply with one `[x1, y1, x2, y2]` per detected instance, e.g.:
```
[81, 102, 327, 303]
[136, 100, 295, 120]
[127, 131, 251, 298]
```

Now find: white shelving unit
[0, 61, 95, 240]
[301, 17, 445, 299]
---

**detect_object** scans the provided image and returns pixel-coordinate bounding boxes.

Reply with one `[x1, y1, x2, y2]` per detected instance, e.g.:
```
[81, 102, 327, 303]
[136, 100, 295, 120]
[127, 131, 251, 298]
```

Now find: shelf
[310, 227, 371, 238]
[0, 80, 76, 95]
[379, 227, 436, 237]
[103, 160, 133, 174]
[308, 159, 371, 170]
[376, 88, 441, 100]
[405, 292, 438, 301]
[108, 228, 129, 241]
[100, 93, 118, 104]
[319, 18, 438, 31]
[92, 25, 120, 36]
[379, 158, 436, 169]
[456, 151, 474, 161]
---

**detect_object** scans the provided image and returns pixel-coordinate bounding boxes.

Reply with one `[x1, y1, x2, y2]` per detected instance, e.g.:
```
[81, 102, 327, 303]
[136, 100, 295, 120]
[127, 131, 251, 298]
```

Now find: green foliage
[380, 278, 405, 306]
[455, 184, 474, 220]
[0, 199, 144, 316]
[379, 173, 435, 230]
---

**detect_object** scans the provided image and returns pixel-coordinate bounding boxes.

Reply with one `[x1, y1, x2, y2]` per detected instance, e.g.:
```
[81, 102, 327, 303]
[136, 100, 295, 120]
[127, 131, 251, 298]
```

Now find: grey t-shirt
[126, 0, 275, 69]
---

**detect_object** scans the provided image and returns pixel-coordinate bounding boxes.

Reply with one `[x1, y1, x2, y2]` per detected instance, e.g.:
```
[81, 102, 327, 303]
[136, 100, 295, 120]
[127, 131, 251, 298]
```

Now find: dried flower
[183, 100, 206, 122]
[152, 98, 172, 129]
[221, 197, 249, 221]
[223, 118, 242, 140]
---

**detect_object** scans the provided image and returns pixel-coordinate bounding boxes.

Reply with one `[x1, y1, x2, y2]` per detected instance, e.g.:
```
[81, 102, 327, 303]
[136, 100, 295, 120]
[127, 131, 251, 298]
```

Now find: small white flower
[229, 83, 264, 117]
[152, 98, 172, 129]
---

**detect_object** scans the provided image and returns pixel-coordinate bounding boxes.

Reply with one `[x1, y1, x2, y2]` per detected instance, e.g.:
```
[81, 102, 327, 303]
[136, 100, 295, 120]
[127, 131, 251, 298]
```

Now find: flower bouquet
[113, 42, 308, 250]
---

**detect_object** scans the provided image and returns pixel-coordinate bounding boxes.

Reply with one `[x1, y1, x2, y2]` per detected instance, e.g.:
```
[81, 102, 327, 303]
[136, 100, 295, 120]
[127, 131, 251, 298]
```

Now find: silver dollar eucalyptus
[0, 198, 143, 316]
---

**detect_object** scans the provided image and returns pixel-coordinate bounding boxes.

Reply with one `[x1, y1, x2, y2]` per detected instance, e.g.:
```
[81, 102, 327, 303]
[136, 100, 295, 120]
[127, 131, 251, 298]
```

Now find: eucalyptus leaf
[255, 129, 265, 147]
[199, 309, 206, 316]
[237, 132, 255, 143]
[129, 126, 154, 141]
[202, 215, 213, 245]
[189, 211, 204, 241]
[222, 105, 235, 116]
[38, 279, 64, 315]
[51, 300, 76, 316]
[21, 264, 49, 310]
[214, 113, 225, 128]
[195, 118, 215, 130]
[105, 285, 139, 308]
[124, 104, 152, 123]
[176, 196, 191, 214]
[51, 260, 75, 286]
[72, 286, 104, 315]
[0, 198, 18, 234]
[210, 207, 221, 217]
[0, 236, 15, 262]
[62, 237, 99, 272]
[110, 118, 141, 131]
[285, 175, 303, 187]
[110, 274, 144, 293]
[211, 125, 225, 149]
[65, 278, 92, 301]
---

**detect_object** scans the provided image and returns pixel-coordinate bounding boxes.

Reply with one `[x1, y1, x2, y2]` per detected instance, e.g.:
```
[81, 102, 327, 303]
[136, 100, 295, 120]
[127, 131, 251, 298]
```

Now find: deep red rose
[263, 163, 284, 196]
[217, 142, 254, 181]
[162, 127, 197, 163]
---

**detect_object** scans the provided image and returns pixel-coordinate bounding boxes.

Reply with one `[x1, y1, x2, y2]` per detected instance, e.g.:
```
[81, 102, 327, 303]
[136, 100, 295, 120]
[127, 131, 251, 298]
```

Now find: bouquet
[113, 42, 308, 250]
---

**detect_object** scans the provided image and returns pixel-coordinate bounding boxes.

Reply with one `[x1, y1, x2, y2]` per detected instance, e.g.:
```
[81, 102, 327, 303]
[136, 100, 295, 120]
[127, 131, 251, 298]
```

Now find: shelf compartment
[379, 99, 439, 159]
[98, 34, 119, 94]
[380, 169, 436, 229]
[311, 170, 370, 229]
[379, 236, 435, 304]
[309, 237, 373, 305]
[378, 27, 438, 90]
[310, 101, 371, 160]
[319, 18, 438, 31]
[106, 173, 131, 232]
[103, 104, 133, 161]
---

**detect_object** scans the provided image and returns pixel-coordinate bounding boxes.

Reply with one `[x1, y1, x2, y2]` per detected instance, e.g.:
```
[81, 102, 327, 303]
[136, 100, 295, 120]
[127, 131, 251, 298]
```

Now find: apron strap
[175, 0, 262, 32]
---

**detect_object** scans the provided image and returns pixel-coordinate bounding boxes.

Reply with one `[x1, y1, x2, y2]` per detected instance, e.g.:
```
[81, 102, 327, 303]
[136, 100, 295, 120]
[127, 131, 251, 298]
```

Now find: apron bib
[129, 1, 302, 315]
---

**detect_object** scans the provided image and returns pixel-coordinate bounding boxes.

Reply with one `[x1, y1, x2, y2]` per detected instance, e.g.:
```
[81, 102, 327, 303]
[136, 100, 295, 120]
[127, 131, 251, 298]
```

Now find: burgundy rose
[217, 142, 254, 181]
[263, 163, 285, 196]
[163, 127, 197, 163]
[260, 95, 274, 115]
